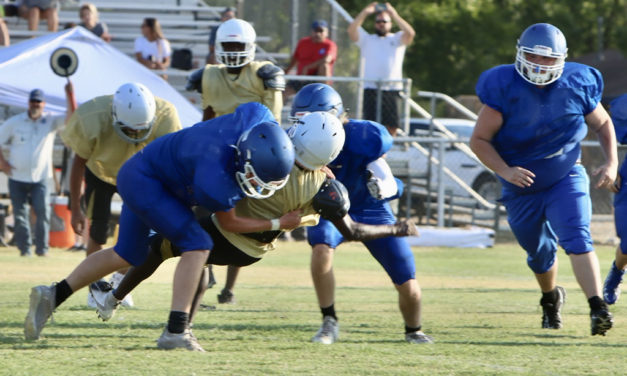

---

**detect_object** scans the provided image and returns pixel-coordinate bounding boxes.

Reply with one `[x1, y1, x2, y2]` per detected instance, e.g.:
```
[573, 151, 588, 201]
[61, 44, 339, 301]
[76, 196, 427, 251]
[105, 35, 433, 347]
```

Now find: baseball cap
[29, 89, 44, 102]
[311, 20, 328, 30]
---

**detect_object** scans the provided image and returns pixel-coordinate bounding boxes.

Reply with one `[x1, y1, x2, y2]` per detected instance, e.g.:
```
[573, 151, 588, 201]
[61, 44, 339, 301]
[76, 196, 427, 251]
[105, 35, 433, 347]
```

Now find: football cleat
[590, 308, 613, 336]
[109, 272, 134, 308]
[94, 291, 121, 321]
[311, 316, 339, 345]
[157, 327, 205, 352]
[405, 331, 434, 344]
[217, 288, 235, 304]
[24, 284, 56, 340]
[88, 279, 112, 308]
[540, 286, 565, 329]
[603, 262, 625, 305]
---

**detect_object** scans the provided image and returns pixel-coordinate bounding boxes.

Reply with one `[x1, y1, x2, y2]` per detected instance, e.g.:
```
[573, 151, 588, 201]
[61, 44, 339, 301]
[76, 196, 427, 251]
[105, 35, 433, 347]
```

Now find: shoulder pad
[313, 179, 350, 221]
[257, 63, 286, 91]
[185, 68, 205, 93]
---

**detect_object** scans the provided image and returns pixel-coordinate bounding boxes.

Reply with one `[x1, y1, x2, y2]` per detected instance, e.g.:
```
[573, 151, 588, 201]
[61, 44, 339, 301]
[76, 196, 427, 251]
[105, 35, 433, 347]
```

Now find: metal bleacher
[2, 0, 286, 106]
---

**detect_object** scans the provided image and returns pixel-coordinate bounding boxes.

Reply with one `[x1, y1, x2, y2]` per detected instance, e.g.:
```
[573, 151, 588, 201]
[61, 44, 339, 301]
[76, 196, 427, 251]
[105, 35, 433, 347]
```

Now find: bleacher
[2, 0, 287, 108]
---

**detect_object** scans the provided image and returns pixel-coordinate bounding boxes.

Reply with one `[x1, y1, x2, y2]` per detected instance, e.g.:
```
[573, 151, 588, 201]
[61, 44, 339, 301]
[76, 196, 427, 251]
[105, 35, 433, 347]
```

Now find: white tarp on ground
[407, 226, 495, 248]
[0, 27, 201, 126]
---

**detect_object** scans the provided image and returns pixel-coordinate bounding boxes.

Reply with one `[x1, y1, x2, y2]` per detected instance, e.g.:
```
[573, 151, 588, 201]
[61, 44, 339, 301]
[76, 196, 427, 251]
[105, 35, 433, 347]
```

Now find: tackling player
[288, 84, 433, 344]
[470, 23, 617, 335]
[24, 103, 295, 351]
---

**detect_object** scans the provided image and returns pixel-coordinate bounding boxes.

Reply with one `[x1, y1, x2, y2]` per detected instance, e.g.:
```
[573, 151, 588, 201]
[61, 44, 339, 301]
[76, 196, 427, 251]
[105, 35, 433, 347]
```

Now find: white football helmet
[215, 19, 256, 68]
[112, 83, 156, 144]
[289, 112, 345, 170]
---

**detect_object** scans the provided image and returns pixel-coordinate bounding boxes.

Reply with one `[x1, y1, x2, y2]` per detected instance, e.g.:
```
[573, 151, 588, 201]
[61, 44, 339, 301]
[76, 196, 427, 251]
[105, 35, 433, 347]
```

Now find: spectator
[19, 0, 59, 32]
[206, 6, 236, 64]
[134, 17, 171, 77]
[79, 3, 111, 42]
[0, 17, 9, 46]
[348, 2, 415, 136]
[285, 19, 337, 95]
[0, 85, 74, 256]
[470, 23, 616, 336]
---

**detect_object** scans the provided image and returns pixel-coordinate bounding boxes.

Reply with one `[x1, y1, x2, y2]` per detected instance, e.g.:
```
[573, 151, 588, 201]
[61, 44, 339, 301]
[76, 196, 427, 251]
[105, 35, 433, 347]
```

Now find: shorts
[83, 167, 117, 245]
[363, 89, 401, 129]
[502, 164, 593, 274]
[24, 0, 57, 10]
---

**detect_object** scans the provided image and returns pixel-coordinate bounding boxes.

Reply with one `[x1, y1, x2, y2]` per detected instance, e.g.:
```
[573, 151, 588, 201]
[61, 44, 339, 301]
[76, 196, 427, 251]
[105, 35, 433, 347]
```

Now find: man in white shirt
[348, 2, 415, 136]
[0, 87, 73, 256]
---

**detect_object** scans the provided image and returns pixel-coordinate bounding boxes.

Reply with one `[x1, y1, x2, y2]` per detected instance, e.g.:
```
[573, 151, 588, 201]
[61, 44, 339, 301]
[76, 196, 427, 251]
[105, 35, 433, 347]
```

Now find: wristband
[270, 218, 280, 231]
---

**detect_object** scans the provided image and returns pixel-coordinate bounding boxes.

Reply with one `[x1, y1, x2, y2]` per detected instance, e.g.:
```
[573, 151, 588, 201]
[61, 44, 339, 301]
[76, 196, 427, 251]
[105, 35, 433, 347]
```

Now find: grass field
[0, 240, 625, 375]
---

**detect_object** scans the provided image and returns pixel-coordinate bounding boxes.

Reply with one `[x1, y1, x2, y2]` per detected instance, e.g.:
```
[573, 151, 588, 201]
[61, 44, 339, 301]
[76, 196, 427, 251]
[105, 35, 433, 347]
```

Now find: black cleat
[541, 286, 566, 329]
[217, 288, 235, 304]
[590, 308, 613, 336]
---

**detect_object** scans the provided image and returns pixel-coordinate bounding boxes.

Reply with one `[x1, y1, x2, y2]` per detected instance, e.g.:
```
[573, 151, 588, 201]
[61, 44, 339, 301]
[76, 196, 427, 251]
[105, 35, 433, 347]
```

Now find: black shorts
[152, 216, 261, 267]
[363, 88, 401, 129]
[83, 167, 117, 245]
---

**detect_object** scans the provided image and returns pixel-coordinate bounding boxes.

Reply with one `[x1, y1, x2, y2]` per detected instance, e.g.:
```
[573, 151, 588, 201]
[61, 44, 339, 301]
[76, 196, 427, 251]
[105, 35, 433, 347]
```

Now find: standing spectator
[0, 16, 9, 46]
[135, 18, 171, 77]
[0, 85, 74, 256]
[186, 18, 285, 303]
[469, 23, 616, 336]
[62, 82, 182, 307]
[206, 6, 236, 64]
[348, 2, 415, 136]
[19, 0, 59, 32]
[79, 3, 111, 42]
[604, 94, 627, 305]
[285, 19, 337, 92]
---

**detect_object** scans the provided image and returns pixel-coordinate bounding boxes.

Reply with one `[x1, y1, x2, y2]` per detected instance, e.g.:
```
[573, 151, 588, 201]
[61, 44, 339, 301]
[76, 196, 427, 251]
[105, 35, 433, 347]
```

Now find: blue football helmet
[289, 83, 344, 123]
[515, 23, 568, 86]
[235, 122, 295, 199]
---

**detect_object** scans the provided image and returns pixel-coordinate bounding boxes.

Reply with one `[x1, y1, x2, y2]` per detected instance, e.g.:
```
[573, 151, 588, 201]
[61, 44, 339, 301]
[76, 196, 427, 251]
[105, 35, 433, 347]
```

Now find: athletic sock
[55, 279, 73, 308]
[541, 288, 559, 304]
[588, 296, 607, 311]
[405, 325, 422, 334]
[321, 304, 337, 321]
[167, 311, 189, 334]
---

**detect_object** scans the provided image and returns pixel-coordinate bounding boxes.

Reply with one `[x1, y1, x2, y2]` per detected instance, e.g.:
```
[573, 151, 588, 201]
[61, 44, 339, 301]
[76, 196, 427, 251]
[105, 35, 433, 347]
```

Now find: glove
[365, 169, 383, 200]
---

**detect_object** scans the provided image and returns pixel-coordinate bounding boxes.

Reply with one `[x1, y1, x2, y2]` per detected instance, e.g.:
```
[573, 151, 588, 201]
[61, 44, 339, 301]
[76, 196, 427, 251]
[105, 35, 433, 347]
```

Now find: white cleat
[94, 290, 121, 321]
[311, 316, 339, 345]
[157, 327, 205, 352]
[24, 285, 56, 340]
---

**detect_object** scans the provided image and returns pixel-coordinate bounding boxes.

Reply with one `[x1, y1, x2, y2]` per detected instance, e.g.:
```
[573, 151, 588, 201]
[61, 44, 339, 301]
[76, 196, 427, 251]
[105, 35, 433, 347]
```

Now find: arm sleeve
[475, 67, 504, 112]
[581, 66, 603, 115]
[60, 112, 94, 160]
[0, 118, 15, 145]
[611, 95, 627, 145]
[153, 101, 183, 136]
[161, 39, 172, 58]
[133, 37, 142, 54]
[263, 89, 284, 124]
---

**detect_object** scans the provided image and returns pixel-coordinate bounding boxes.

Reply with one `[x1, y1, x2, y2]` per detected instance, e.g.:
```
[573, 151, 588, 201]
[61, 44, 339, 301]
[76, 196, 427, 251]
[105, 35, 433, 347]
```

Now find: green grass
[0, 241, 625, 375]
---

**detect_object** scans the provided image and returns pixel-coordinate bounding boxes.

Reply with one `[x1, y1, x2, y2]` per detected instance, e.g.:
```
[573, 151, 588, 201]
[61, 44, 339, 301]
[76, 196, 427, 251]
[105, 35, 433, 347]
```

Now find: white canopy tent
[0, 27, 201, 126]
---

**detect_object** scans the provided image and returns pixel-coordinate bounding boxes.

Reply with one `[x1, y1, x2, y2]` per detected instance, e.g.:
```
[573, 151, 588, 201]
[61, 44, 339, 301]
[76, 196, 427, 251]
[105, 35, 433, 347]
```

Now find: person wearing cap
[348, 2, 415, 136]
[0, 85, 74, 256]
[61, 82, 181, 308]
[206, 6, 236, 64]
[285, 19, 337, 92]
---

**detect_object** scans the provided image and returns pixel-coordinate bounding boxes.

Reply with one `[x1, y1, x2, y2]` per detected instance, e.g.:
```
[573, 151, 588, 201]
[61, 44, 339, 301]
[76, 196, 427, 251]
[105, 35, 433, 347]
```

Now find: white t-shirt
[0, 112, 65, 183]
[134, 36, 172, 62]
[356, 29, 406, 90]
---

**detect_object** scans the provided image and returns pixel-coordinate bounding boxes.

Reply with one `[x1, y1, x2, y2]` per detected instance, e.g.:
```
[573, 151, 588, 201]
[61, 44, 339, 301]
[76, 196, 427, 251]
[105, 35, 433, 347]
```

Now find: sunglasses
[375, 19, 389, 24]
[313, 28, 325, 33]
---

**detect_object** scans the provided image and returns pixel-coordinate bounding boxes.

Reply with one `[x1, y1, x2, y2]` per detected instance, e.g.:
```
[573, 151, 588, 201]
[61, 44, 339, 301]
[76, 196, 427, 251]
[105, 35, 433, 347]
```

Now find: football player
[187, 18, 285, 122]
[284, 84, 432, 344]
[470, 23, 616, 335]
[62, 82, 182, 308]
[24, 102, 295, 351]
[604, 94, 627, 305]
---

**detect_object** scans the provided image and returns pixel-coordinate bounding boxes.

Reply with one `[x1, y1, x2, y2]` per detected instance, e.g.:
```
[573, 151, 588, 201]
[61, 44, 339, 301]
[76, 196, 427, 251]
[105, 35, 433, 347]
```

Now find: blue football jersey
[476, 62, 603, 194]
[611, 94, 627, 145]
[328, 119, 393, 210]
[139, 102, 276, 211]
